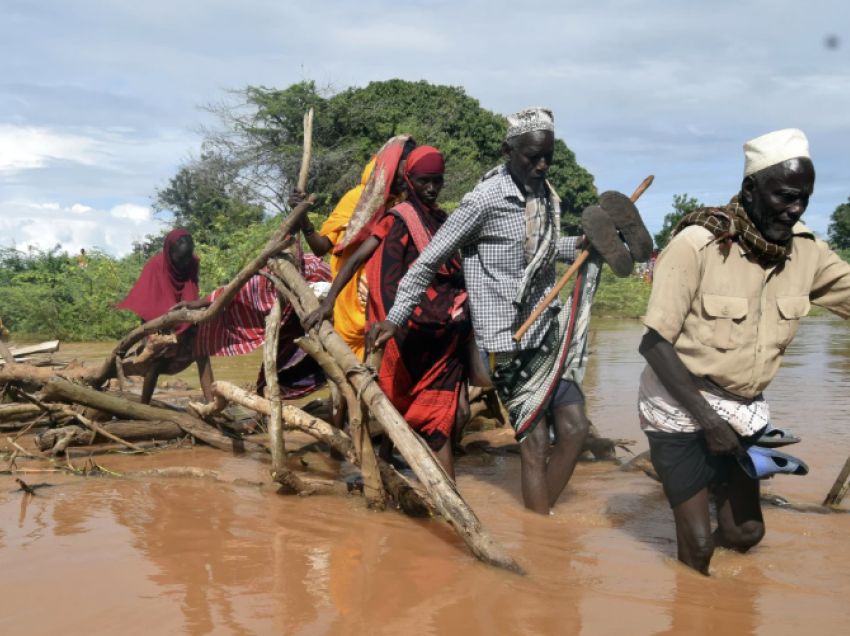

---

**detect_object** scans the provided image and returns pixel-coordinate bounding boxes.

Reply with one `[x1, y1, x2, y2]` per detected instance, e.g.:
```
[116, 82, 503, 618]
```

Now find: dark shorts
[645, 431, 737, 508]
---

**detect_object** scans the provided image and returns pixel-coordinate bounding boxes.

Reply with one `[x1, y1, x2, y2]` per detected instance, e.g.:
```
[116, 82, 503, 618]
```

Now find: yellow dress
[319, 161, 376, 360]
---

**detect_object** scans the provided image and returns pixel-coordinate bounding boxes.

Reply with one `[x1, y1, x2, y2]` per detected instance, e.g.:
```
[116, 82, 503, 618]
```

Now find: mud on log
[44, 378, 266, 454]
[35, 420, 183, 451]
[268, 256, 524, 574]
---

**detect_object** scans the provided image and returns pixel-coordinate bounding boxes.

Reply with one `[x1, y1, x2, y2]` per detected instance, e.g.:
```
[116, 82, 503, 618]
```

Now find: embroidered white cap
[506, 107, 555, 139]
[743, 128, 810, 177]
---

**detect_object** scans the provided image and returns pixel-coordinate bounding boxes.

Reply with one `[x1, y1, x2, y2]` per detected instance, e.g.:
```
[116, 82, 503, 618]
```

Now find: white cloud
[0, 124, 104, 170]
[0, 199, 162, 257]
[110, 203, 153, 223]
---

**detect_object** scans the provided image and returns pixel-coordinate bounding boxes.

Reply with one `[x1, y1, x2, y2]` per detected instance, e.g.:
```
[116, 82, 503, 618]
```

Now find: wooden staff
[297, 108, 314, 191]
[512, 175, 655, 342]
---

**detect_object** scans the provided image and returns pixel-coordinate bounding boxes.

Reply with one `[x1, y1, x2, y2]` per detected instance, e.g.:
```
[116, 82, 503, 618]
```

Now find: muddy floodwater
[2, 318, 850, 635]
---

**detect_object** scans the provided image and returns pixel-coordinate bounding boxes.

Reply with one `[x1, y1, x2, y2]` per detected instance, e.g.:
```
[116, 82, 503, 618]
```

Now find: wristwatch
[303, 224, 316, 237]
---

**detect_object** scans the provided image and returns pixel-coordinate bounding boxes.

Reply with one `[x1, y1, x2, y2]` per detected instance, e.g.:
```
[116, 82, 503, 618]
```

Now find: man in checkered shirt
[371, 108, 595, 514]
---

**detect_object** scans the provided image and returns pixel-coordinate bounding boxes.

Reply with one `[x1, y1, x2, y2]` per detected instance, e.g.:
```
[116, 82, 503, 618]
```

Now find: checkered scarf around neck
[672, 195, 789, 267]
[480, 166, 561, 306]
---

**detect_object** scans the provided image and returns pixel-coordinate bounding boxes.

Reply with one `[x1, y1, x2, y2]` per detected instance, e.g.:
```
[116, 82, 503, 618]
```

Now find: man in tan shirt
[638, 128, 850, 574]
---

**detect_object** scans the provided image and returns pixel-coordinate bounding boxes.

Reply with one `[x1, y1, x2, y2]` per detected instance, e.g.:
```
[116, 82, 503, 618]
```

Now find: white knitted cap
[743, 128, 810, 177]
[506, 107, 554, 139]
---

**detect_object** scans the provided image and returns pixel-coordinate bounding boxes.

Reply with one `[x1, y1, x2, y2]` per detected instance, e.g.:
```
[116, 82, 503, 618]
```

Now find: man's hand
[700, 412, 743, 456]
[302, 301, 333, 332]
[369, 321, 398, 352]
[289, 187, 308, 209]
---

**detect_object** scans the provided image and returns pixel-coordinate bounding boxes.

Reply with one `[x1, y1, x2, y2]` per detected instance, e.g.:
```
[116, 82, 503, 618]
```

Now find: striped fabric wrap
[492, 249, 603, 441]
[194, 255, 331, 358]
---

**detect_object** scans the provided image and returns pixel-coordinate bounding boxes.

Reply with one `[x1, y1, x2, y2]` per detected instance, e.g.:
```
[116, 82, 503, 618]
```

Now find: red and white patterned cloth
[194, 255, 331, 358]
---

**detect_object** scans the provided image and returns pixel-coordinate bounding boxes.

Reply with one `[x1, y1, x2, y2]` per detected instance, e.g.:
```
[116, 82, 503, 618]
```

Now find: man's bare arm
[639, 328, 741, 455]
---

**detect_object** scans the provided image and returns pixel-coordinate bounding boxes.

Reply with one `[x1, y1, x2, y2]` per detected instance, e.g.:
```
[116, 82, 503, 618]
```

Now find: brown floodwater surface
[2, 318, 850, 635]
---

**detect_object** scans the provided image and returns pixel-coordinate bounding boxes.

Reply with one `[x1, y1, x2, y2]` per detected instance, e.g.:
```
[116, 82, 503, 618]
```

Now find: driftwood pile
[0, 190, 640, 574]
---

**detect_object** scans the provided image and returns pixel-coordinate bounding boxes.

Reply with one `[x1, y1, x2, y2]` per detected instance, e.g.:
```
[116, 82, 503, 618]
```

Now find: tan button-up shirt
[644, 223, 850, 398]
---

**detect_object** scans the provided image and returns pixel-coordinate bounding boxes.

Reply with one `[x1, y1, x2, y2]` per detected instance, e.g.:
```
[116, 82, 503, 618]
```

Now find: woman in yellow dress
[290, 135, 415, 359]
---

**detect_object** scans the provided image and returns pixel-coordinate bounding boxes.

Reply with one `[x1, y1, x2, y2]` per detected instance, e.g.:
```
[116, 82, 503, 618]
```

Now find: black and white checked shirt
[386, 164, 579, 352]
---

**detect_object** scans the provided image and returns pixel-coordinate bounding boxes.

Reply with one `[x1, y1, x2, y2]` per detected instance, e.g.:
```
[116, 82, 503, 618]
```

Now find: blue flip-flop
[752, 423, 801, 448]
[738, 446, 809, 480]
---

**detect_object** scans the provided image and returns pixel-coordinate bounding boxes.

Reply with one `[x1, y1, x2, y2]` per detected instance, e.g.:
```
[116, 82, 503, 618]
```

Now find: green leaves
[654, 193, 704, 249]
[828, 197, 850, 250]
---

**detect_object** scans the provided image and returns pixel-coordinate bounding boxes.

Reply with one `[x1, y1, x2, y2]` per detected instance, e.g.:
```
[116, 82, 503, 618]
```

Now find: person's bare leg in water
[519, 403, 590, 514]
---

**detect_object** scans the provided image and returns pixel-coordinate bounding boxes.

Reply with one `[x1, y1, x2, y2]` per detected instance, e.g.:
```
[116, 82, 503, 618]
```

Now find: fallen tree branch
[34, 420, 183, 451]
[66, 411, 145, 452]
[190, 381, 356, 463]
[44, 378, 266, 454]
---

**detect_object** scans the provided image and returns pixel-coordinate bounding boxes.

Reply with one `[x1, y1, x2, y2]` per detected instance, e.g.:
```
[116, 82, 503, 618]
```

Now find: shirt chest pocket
[699, 294, 749, 350]
[776, 296, 810, 348]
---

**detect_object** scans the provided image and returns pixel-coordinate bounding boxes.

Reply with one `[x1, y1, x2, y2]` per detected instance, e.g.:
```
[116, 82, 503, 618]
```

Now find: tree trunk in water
[44, 379, 267, 454]
[268, 256, 524, 574]
[35, 420, 183, 451]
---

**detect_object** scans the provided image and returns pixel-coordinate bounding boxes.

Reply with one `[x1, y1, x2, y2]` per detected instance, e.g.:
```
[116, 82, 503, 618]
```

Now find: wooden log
[91, 197, 315, 387]
[34, 420, 183, 451]
[191, 381, 357, 463]
[824, 453, 850, 507]
[378, 458, 435, 518]
[265, 297, 286, 473]
[263, 296, 308, 491]
[67, 411, 145, 452]
[297, 108, 314, 191]
[44, 379, 266, 454]
[269, 256, 524, 574]
[0, 404, 42, 422]
[8, 341, 60, 357]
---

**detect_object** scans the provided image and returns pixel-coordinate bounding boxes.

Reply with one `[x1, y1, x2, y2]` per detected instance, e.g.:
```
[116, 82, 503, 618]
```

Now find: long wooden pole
[297, 108, 314, 191]
[512, 175, 654, 342]
[824, 454, 850, 506]
[264, 297, 287, 479]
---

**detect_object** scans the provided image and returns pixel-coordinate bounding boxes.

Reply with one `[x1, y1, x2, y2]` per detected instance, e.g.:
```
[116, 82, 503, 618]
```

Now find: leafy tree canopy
[654, 193, 704, 249]
[828, 197, 850, 250]
[208, 79, 597, 234]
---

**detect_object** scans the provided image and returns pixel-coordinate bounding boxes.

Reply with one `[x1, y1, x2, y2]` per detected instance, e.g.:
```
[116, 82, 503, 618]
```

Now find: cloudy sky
[1, 0, 847, 256]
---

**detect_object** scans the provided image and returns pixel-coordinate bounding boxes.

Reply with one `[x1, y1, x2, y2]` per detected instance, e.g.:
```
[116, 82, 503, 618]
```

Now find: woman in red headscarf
[303, 147, 471, 478]
[117, 229, 214, 404]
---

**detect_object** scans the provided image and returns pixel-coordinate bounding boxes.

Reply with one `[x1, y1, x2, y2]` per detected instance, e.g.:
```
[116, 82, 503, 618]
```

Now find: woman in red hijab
[118, 229, 214, 404]
[302, 147, 471, 478]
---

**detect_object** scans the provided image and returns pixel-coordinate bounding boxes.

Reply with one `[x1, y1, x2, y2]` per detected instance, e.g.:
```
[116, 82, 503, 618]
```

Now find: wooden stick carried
[297, 108, 314, 191]
[512, 175, 655, 342]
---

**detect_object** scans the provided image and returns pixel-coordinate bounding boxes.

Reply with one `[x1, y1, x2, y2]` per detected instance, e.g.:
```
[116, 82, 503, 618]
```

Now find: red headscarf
[118, 229, 200, 333]
[336, 134, 413, 253]
[404, 146, 445, 211]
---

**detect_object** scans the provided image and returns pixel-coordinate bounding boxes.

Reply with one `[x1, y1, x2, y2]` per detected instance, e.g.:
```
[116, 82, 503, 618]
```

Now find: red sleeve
[370, 213, 398, 242]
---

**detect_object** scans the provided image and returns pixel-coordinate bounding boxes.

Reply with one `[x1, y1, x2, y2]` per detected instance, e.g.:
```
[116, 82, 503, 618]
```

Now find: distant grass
[556, 262, 650, 319]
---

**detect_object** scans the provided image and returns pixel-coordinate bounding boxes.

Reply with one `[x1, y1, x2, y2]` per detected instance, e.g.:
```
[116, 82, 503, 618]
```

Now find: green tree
[202, 79, 597, 233]
[153, 153, 265, 248]
[654, 193, 704, 249]
[828, 197, 850, 250]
